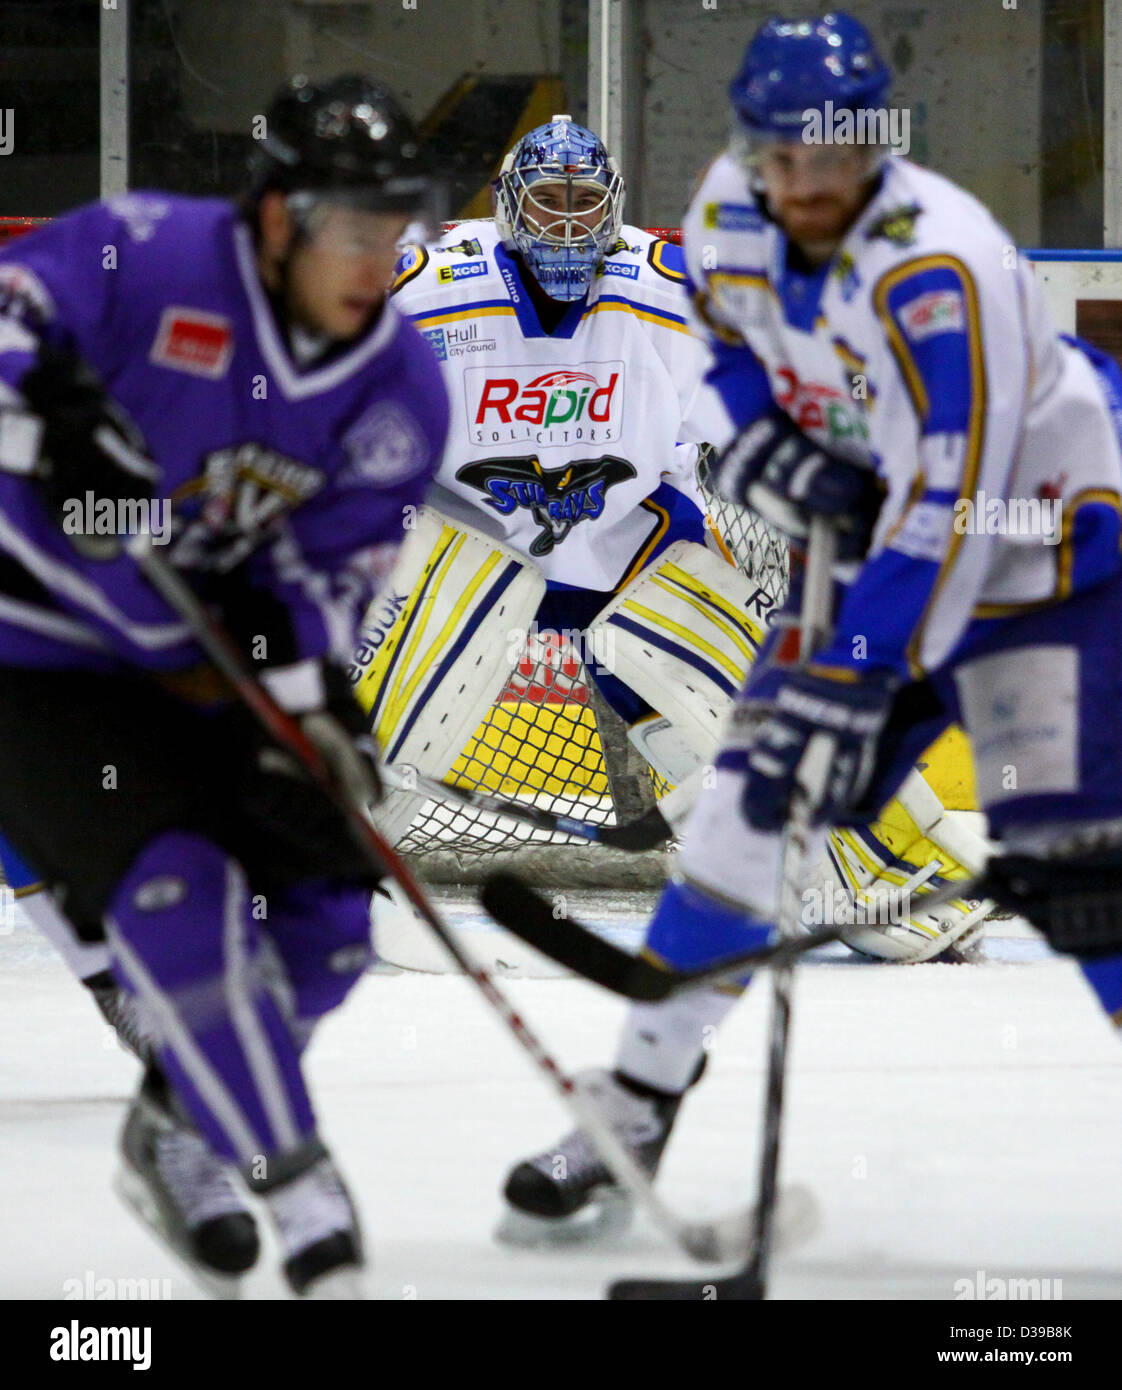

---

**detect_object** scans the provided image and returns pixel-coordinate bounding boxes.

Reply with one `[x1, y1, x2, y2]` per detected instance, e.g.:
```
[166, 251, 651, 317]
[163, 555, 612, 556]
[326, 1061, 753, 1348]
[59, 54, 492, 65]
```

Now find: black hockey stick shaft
[611, 515, 838, 1300]
[480, 871, 842, 999]
[744, 516, 839, 1294]
[127, 536, 741, 1262]
[381, 761, 673, 851]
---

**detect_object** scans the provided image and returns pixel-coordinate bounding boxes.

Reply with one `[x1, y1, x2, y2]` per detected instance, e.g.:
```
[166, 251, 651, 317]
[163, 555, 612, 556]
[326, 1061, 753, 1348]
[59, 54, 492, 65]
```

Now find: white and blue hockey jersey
[683, 153, 1122, 679]
[391, 219, 726, 592]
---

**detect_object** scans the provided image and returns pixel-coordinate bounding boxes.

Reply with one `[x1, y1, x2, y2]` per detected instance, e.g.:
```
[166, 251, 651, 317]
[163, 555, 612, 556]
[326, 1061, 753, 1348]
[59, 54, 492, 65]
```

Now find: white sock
[615, 987, 742, 1094]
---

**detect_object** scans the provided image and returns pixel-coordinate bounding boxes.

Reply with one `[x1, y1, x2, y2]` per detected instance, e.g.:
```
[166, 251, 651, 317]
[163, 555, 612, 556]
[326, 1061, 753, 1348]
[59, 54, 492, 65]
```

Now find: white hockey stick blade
[677, 1181, 819, 1264]
[494, 1181, 818, 1265]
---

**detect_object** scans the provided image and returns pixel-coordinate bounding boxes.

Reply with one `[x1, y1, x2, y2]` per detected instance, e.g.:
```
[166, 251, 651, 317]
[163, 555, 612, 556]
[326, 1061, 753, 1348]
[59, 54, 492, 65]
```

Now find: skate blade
[494, 1190, 634, 1249]
[114, 1167, 244, 1301]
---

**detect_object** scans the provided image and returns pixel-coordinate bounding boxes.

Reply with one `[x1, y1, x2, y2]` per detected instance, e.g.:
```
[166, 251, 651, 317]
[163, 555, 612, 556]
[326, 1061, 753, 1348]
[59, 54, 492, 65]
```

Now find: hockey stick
[479, 871, 842, 998]
[610, 515, 838, 1300]
[380, 761, 672, 852]
[124, 536, 767, 1266]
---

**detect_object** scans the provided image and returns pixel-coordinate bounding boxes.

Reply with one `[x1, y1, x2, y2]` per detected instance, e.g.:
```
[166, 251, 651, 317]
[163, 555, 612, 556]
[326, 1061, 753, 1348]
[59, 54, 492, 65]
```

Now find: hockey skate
[263, 1152, 367, 1299]
[85, 971, 154, 1063]
[497, 1069, 685, 1248]
[115, 1070, 260, 1299]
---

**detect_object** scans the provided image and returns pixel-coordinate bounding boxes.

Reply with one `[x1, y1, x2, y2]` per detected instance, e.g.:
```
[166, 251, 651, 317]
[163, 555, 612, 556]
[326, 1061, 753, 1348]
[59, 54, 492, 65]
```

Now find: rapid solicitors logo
[465, 363, 624, 445]
[802, 100, 911, 156]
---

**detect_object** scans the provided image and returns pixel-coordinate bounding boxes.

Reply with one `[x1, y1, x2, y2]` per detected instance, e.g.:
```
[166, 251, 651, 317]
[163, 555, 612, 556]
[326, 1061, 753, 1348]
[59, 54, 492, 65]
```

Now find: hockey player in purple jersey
[0, 74, 449, 1297]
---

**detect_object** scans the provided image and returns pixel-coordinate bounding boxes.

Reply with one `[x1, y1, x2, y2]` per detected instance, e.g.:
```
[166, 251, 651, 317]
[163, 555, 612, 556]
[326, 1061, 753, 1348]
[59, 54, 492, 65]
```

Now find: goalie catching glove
[712, 406, 883, 561]
[745, 664, 899, 830]
[2, 343, 159, 556]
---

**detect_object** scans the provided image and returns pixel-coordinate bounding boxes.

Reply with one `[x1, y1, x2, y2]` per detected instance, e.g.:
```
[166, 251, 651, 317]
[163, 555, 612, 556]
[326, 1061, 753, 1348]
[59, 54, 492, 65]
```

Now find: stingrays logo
[456, 454, 636, 557]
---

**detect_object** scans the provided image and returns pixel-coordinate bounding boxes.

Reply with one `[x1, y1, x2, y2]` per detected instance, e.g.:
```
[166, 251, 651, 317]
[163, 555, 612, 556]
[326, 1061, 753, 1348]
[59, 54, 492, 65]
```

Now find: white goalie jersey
[390, 219, 729, 592]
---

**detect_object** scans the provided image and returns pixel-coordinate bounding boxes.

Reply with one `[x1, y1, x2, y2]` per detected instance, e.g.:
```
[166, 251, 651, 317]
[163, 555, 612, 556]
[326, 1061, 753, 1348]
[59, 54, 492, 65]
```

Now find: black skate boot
[116, 1069, 260, 1298]
[258, 1146, 366, 1299]
[498, 1068, 688, 1246]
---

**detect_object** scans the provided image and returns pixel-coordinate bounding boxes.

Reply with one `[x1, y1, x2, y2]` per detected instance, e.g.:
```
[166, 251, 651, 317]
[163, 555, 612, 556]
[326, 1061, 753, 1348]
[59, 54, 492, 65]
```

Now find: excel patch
[438, 261, 488, 284]
[600, 261, 639, 280]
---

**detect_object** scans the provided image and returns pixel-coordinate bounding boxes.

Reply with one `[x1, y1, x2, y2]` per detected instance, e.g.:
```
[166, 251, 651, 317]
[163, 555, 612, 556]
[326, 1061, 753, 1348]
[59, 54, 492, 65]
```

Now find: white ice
[2, 895, 1121, 1300]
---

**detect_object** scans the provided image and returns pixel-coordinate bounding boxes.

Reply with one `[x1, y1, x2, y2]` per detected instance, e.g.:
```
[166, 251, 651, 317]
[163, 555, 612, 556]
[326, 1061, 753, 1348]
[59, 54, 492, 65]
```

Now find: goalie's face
[257, 192, 410, 339]
[521, 180, 613, 241]
[743, 139, 879, 260]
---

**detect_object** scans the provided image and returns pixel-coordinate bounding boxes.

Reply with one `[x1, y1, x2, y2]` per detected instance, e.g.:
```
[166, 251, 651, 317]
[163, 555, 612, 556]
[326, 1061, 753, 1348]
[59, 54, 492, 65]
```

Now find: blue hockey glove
[743, 664, 899, 831]
[711, 406, 883, 560]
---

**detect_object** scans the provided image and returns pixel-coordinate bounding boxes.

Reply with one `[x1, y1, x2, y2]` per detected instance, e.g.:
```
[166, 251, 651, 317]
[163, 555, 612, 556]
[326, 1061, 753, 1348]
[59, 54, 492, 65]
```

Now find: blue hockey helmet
[729, 12, 891, 138]
[493, 115, 624, 302]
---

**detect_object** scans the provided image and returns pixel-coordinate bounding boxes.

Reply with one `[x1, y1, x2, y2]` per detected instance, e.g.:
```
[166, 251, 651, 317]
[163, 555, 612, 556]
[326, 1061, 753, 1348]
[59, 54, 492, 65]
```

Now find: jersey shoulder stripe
[586, 294, 690, 333]
[407, 299, 516, 329]
[872, 253, 985, 436]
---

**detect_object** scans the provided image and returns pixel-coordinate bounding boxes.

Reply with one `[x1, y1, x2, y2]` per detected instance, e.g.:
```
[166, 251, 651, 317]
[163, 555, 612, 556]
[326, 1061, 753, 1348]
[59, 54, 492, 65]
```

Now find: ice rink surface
[3, 892, 1122, 1301]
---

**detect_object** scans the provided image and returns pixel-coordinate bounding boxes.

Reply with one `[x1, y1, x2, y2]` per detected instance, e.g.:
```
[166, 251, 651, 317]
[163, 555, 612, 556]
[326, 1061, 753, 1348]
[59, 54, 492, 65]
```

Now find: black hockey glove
[259, 659, 385, 808]
[13, 344, 158, 555]
[712, 406, 883, 561]
[743, 664, 899, 830]
[240, 659, 387, 881]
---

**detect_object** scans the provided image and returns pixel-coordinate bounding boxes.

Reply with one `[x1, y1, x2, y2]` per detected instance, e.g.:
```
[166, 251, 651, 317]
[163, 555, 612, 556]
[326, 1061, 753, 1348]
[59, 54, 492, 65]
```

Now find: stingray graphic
[456, 454, 636, 556]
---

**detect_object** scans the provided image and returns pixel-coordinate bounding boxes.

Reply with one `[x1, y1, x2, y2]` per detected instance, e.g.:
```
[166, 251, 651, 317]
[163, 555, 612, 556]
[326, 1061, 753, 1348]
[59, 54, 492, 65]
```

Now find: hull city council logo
[455, 454, 636, 557]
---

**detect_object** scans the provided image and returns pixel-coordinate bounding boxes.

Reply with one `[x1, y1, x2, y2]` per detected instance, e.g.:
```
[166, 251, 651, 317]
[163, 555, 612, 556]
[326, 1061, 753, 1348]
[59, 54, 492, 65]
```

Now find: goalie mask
[493, 116, 624, 302]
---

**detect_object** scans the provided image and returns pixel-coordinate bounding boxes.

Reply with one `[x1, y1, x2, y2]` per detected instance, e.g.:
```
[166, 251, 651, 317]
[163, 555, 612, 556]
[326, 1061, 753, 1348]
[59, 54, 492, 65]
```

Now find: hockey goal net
[0, 214, 790, 878]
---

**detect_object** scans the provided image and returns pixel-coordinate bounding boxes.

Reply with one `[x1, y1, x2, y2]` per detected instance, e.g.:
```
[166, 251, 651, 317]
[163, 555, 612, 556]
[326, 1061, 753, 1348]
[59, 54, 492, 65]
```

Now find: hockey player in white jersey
[499, 12, 1122, 1233]
[359, 114, 988, 964]
[357, 115, 744, 815]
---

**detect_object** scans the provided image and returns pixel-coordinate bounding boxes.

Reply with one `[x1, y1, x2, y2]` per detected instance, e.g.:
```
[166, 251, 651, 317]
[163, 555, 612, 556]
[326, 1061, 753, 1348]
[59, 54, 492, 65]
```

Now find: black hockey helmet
[248, 73, 435, 215]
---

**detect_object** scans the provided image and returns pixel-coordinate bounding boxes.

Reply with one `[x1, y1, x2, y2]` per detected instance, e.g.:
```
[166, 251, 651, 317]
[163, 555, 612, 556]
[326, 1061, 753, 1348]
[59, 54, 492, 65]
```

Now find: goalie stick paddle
[125, 535, 766, 1269]
[479, 871, 842, 998]
[381, 762, 673, 852]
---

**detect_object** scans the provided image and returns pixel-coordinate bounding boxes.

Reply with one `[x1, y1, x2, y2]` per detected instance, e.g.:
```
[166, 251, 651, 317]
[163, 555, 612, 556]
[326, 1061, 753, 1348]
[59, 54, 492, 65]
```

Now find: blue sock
[1079, 950, 1122, 1025]
[646, 878, 772, 976]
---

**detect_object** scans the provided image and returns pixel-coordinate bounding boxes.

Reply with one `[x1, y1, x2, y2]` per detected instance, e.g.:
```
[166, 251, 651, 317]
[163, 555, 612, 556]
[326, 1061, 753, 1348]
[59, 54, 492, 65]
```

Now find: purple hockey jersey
[0, 192, 448, 675]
